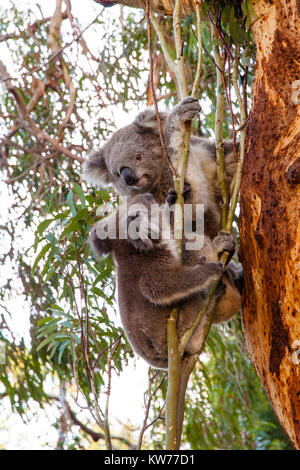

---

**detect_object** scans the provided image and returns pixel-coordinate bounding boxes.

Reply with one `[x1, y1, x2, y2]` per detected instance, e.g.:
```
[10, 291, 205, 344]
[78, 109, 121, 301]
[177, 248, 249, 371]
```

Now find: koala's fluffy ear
[82, 149, 112, 187]
[133, 109, 167, 135]
[89, 223, 112, 259]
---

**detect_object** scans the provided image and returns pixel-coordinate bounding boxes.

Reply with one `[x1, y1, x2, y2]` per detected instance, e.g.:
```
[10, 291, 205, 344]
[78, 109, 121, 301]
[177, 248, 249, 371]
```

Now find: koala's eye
[136, 154, 142, 162]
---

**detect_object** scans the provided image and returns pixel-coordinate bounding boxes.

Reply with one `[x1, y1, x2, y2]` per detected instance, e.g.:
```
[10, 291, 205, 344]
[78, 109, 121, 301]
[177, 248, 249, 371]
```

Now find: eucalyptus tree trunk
[239, 0, 300, 449]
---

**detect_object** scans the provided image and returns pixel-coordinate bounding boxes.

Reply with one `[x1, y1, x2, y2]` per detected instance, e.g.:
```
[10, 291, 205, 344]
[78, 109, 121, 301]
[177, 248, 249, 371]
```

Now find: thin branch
[0, 9, 104, 82]
[207, 9, 234, 62]
[212, 27, 229, 230]
[172, 0, 187, 99]
[0, 59, 83, 164]
[137, 369, 166, 449]
[179, 47, 246, 356]
[226, 49, 246, 232]
[104, 337, 121, 450]
[149, 14, 176, 76]
[48, 394, 135, 449]
[0, 13, 68, 43]
[191, 1, 202, 98]
[165, 0, 191, 451]
[145, 0, 176, 178]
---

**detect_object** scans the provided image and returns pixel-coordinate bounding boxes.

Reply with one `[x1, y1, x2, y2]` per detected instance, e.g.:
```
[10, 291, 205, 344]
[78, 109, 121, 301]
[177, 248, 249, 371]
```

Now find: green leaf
[37, 332, 70, 351]
[37, 218, 54, 235]
[58, 340, 70, 364]
[73, 182, 86, 208]
[32, 243, 51, 274]
[66, 190, 77, 216]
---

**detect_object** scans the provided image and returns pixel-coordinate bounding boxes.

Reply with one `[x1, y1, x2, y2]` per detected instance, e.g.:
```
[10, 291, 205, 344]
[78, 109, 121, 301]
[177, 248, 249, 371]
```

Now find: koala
[82, 97, 238, 240]
[89, 194, 242, 369]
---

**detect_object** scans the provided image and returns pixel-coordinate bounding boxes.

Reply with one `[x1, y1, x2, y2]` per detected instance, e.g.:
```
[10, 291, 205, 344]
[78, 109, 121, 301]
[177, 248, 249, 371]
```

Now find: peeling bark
[239, 0, 300, 449]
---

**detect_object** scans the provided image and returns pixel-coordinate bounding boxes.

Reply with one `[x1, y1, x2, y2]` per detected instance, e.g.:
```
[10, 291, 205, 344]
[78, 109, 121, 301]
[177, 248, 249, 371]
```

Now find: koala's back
[115, 247, 170, 369]
[114, 240, 219, 370]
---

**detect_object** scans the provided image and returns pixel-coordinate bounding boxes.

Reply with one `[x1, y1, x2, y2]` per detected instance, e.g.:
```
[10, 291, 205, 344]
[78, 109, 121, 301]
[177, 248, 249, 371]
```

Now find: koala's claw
[177, 97, 201, 122]
[166, 188, 177, 206]
[213, 231, 236, 263]
[131, 238, 154, 253]
[206, 261, 224, 277]
[183, 182, 191, 200]
[166, 182, 192, 206]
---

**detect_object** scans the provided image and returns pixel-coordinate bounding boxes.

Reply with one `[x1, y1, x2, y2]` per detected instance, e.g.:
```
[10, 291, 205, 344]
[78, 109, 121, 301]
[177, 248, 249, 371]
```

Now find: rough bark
[239, 0, 300, 449]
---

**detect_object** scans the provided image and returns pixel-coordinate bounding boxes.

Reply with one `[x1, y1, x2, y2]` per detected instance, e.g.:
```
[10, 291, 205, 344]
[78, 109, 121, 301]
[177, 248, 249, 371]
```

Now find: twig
[137, 369, 166, 449]
[0, 9, 104, 83]
[207, 9, 234, 62]
[149, 13, 176, 76]
[172, 0, 188, 99]
[48, 393, 135, 449]
[191, 1, 203, 98]
[212, 27, 229, 230]
[145, 0, 176, 178]
[226, 48, 246, 232]
[104, 336, 121, 450]
[0, 58, 83, 164]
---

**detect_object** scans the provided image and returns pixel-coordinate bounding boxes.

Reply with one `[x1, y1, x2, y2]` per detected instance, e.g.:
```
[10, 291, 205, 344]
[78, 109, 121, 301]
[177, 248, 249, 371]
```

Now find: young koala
[89, 194, 242, 369]
[82, 97, 238, 240]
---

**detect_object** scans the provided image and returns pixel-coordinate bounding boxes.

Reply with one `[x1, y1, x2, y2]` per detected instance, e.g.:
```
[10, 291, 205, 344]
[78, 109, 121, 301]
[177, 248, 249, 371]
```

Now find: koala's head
[89, 193, 174, 259]
[82, 110, 167, 196]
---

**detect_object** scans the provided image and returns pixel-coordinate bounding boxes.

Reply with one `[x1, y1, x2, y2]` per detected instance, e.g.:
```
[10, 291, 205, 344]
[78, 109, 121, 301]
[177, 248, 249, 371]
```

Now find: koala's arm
[140, 256, 223, 306]
[164, 97, 201, 166]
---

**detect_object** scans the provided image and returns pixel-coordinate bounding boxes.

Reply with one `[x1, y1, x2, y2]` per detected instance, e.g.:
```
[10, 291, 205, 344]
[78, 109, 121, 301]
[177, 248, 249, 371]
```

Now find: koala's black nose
[120, 167, 138, 186]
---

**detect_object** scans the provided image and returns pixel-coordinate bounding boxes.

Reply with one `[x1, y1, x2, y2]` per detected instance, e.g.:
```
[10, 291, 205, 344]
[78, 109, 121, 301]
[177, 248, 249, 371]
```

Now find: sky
[0, 0, 152, 449]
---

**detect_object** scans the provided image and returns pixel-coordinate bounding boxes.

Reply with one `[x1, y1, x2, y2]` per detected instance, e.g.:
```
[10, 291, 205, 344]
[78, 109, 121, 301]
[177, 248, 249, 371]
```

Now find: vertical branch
[137, 370, 167, 449]
[191, 1, 202, 98]
[164, 0, 190, 450]
[104, 337, 121, 450]
[178, 47, 247, 362]
[226, 48, 246, 232]
[145, 0, 176, 178]
[147, 0, 213, 450]
[212, 27, 229, 230]
[165, 307, 181, 450]
[172, 0, 188, 99]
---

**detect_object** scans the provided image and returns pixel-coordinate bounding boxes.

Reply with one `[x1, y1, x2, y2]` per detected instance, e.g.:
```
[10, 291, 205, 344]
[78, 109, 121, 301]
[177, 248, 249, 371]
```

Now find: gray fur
[89, 194, 242, 369]
[82, 97, 238, 239]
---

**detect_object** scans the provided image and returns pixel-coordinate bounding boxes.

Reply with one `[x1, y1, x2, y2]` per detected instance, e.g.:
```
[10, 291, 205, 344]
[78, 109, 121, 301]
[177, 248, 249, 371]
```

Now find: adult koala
[89, 194, 242, 369]
[82, 97, 237, 240]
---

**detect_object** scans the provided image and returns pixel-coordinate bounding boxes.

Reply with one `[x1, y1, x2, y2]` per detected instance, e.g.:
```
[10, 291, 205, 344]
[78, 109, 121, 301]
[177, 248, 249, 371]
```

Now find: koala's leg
[213, 262, 243, 323]
[165, 97, 201, 167]
[140, 258, 223, 306]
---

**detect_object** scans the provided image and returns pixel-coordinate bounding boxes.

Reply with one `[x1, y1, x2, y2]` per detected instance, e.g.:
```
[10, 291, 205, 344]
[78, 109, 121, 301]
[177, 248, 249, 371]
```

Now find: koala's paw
[130, 237, 154, 253]
[127, 211, 158, 253]
[204, 261, 224, 277]
[166, 188, 177, 206]
[213, 231, 236, 263]
[166, 182, 192, 206]
[176, 97, 201, 122]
